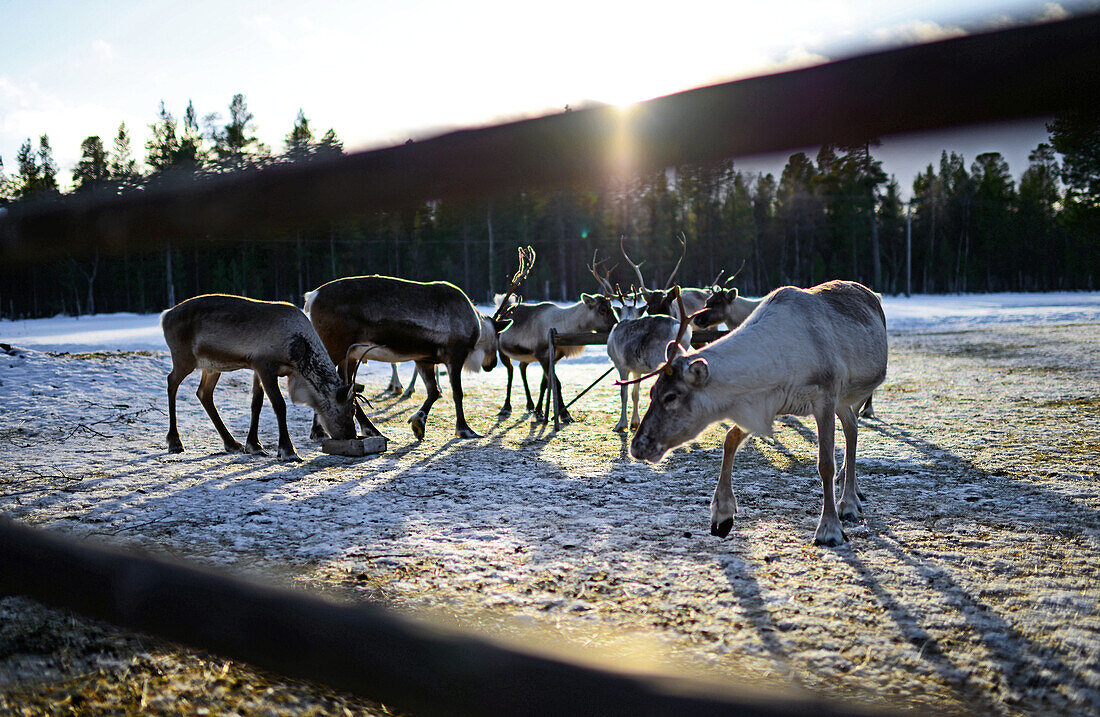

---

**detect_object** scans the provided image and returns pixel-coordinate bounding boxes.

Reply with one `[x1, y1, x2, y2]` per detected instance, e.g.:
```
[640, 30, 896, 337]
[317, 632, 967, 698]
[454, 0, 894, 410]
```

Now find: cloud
[92, 39, 115, 60]
[871, 20, 967, 47]
[1037, 3, 1070, 22]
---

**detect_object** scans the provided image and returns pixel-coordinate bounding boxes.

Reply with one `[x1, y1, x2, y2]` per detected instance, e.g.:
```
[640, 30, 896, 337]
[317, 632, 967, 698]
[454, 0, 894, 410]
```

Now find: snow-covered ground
[2, 292, 1099, 715]
[4, 292, 1100, 351]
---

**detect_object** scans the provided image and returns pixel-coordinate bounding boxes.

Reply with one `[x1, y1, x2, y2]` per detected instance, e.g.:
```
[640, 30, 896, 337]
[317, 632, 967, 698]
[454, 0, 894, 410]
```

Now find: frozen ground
[1, 292, 1099, 715]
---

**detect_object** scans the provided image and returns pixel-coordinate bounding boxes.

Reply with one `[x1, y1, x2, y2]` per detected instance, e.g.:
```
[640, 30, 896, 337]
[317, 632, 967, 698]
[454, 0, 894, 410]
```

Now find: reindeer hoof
[244, 443, 269, 457]
[456, 427, 481, 439]
[277, 449, 302, 462]
[223, 440, 245, 454]
[310, 428, 327, 441]
[612, 422, 628, 433]
[167, 443, 184, 454]
[559, 412, 574, 425]
[813, 526, 848, 547]
[498, 407, 512, 418]
[711, 518, 734, 538]
[409, 412, 427, 440]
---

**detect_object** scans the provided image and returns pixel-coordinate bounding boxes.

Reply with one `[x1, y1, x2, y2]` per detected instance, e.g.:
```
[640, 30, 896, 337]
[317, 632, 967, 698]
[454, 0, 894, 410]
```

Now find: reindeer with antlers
[498, 248, 618, 423]
[621, 234, 717, 324]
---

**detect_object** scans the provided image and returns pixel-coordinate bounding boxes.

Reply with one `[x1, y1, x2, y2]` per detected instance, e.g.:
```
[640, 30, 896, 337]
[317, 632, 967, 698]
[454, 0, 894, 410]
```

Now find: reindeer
[305, 276, 509, 440]
[161, 294, 360, 462]
[621, 234, 713, 322]
[630, 280, 887, 546]
[608, 313, 693, 432]
[498, 293, 619, 424]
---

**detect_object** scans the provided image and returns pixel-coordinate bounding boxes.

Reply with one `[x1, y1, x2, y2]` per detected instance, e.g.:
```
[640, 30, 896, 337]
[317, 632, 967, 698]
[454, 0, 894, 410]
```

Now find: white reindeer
[607, 315, 693, 432]
[630, 280, 887, 546]
[498, 294, 619, 423]
[161, 294, 360, 462]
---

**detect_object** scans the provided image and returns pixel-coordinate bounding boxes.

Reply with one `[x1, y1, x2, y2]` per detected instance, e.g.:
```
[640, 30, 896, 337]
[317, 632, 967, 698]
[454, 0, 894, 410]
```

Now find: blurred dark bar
[2, 12, 1098, 264]
[0, 519, 883, 717]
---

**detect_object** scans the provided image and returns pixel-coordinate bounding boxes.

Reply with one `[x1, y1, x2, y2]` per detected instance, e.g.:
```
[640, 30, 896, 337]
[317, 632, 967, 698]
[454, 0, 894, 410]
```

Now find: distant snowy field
[3, 292, 1100, 351]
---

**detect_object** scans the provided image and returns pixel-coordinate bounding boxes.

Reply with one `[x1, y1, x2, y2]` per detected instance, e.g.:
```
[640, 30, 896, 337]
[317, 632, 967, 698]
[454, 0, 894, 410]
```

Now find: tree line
[1, 95, 1097, 319]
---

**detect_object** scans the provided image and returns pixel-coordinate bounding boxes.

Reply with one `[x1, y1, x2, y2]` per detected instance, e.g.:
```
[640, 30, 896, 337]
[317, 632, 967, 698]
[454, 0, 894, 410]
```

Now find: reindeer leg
[165, 362, 192, 453]
[612, 368, 630, 432]
[711, 426, 749, 537]
[837, 404, 863, 521]
[408, 360, 441, 440]
[630, 379, 642, 431]
[399, 363, 418, 400]
[196, 370, 243, 454]
[244, 372, 269, 456]
[813, 405, 846, 546]
[498, 354, 514, 417]
[449, 354, 480, 439]
[533, 372, 547, 423]
[255, 366, 300, 462]
[859, 393, 875, 418]
[519, 362, 536, 414]
[383, 363, 403, 397]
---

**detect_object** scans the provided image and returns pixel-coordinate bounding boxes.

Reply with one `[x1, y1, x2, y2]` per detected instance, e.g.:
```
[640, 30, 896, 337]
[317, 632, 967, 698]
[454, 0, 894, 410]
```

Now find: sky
[1, 0, 1096, 194]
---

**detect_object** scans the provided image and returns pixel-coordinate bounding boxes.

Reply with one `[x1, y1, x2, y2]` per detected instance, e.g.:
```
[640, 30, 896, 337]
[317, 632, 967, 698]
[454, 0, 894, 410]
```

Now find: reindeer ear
[664, 340, 687, 365]
[684, 358, 710, 388]
[725, 288, 738, 301]
[493, 318, 512, 333]
[581, 293, 598, 306]
[337, 384, 354, 403]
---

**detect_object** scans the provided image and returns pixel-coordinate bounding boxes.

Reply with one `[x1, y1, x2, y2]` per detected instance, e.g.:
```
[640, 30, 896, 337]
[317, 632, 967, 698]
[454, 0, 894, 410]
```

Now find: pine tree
[37, 135, 59, 193]
[146, 101, 179, 173]
[285, 109, 315, 161]
[317, 128, 343, 157]
[73, 136, 110, 191]
[1018, 143, 1062, 288]
[14, 139, 39, 197]
[212, 93, 266, 170]
[174, 100, 205, 171]
[109, 122, 139, 187]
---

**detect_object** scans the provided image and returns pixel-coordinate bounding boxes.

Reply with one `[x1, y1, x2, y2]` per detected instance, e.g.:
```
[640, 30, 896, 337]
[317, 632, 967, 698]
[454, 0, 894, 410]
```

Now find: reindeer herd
[160, 238, 887, 546]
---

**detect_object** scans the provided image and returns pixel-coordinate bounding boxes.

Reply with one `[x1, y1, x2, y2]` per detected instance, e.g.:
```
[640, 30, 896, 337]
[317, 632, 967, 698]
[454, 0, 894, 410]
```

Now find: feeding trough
[321, 436, 388, 457]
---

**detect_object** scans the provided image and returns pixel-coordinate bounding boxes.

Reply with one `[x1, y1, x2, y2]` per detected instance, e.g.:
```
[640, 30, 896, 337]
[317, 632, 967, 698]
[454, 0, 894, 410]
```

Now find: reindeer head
[581, 293, 619, 331]
[692, 287, 739, 328]
[465, 313, 511, 373]
[629, 341, 712, 463]
[288, 371, 361, 440]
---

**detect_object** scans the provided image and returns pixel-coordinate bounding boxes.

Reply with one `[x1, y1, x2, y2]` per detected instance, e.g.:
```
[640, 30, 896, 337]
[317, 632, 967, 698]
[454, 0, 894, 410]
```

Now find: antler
[664, 233, 687, 290]
[724, 258, 747, 288]
[493, 245, 536, 321]
[620, 236, 648, 290]
[587, 249, 618, 296]
[342, 342, 381, 385]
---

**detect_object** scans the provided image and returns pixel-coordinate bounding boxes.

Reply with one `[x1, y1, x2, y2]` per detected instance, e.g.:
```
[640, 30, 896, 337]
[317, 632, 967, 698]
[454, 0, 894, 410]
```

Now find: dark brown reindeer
[161, 294, 360, 462]
[630, 280, 888, 546]
[305, 275, 509, 440]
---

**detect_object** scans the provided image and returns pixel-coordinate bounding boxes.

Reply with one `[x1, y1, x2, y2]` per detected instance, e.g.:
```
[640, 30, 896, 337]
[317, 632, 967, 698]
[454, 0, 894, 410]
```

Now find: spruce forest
[1, 95, 1097, 319]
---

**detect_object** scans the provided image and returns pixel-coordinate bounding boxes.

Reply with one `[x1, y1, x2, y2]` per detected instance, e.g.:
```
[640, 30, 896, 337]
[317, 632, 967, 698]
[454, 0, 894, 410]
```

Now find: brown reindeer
[305, 276, 509, 440]
[161, 294, 360, 462]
